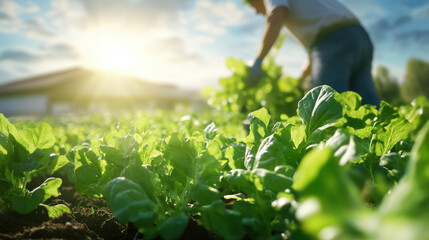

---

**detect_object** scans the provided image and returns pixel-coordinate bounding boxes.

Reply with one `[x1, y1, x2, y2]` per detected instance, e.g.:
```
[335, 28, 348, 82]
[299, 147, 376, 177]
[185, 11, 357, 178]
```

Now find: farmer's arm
[256, 7, 288, 59]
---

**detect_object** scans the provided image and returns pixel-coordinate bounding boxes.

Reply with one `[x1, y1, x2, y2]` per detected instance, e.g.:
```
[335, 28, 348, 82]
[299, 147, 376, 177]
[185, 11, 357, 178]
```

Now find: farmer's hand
[247, 58, 263, 88]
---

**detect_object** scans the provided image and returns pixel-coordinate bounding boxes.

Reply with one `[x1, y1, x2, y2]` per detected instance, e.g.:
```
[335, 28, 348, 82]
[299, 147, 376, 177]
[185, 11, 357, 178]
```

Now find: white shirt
[264, 0, 358, 49]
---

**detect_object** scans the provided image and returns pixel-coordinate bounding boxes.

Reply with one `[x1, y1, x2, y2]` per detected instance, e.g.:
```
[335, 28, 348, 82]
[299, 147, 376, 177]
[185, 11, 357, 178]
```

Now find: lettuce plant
[0, 114, 69, 217]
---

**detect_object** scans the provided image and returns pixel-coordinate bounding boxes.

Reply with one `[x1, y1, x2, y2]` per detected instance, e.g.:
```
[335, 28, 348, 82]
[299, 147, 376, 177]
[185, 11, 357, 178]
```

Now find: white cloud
[23, 17, 57, 41]
[412, 2, 429, 19]
[338, 0, 388, 24]
[0, 0, 48, 34]
[77, 0, 191, 32]
[189, 0, 245, 35]
[0, 0, 22, 32]
[0, 0, 40, 17]
[0, 44, 79, 83]
[49, 0, 85, 34]
[0, 0, 23, 16]
[0, 48, 40, 62]
[0, 44, 78, 63]
[0, 15, 18, 32]
[26, 3, 40, 14]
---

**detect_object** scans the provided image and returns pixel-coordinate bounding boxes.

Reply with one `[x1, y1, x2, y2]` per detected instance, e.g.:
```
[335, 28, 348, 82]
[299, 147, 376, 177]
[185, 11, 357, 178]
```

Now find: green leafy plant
[0, 114, 69, 217]
[202, 35, 303, 122]
[1, 85, 428, 239]
[293, 121, 429, 240]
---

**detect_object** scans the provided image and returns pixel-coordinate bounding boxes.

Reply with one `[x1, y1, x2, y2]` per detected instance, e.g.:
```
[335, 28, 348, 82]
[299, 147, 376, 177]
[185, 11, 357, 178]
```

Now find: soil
[0, 177, 218, 240]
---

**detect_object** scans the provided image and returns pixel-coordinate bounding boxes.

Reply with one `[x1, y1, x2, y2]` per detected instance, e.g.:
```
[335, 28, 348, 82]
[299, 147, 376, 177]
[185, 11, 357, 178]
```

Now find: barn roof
[0, 67, 199, 100]
[0, 67, 87, 94]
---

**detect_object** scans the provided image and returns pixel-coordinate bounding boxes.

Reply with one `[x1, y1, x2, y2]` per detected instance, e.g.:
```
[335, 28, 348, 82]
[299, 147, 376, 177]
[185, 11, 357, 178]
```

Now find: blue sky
[0, 0, 428, 89]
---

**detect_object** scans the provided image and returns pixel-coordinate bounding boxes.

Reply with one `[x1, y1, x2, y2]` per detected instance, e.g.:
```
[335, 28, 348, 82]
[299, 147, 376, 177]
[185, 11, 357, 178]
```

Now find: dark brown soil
[0, 177, 217, 240]
[0, 176, 138, 240]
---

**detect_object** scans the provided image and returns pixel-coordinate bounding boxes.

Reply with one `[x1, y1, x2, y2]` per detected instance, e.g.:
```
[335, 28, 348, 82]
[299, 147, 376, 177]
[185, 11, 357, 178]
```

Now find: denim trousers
[310, 24, 380, 106]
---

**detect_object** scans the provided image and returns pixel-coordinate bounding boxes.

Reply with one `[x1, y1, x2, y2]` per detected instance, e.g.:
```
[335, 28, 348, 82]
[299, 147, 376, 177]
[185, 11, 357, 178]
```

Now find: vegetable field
[1, 82, 429, 239]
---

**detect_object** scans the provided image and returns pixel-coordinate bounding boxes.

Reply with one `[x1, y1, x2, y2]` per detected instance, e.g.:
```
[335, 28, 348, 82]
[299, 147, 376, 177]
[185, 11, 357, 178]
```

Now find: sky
[0, 0, 428, 90]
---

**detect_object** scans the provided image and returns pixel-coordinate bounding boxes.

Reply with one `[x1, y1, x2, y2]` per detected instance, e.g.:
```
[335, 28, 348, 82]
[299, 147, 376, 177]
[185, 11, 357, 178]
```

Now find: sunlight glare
[75, 26, 180, 85]
[98, 41, 133, 68]
[78, 28, 141, 71]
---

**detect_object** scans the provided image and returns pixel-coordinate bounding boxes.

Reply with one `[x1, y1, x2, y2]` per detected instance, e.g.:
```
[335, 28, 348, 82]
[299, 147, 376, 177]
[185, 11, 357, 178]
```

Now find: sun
[75, 26, 167, 81]
[96, 41, 133, 68]
[77, 28, 140, 71]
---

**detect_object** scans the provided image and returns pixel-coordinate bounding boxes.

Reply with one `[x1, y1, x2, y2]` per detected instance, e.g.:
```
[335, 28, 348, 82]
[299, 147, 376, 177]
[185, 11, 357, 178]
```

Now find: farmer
[246, 0, 380, 106]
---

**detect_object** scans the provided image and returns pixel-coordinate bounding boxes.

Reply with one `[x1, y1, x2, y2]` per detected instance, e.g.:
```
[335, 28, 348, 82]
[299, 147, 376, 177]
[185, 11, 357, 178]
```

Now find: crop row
[1, 85, 429, 239]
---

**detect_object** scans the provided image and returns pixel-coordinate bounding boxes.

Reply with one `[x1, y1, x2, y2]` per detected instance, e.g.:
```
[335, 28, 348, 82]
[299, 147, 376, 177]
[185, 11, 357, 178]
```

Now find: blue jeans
[310, 24, 380, 106]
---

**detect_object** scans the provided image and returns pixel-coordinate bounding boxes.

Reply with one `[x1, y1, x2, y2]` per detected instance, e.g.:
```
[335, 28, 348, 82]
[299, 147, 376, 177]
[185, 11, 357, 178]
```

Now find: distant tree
[373, 65, 401, 105]
[401, 58, 429, 102]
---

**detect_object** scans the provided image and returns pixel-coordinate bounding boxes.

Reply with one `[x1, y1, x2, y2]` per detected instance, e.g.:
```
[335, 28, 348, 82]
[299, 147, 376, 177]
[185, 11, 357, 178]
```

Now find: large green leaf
[298, 85, 343, 138]
[344, 105, 377, 133]
[400, 96, 429, 132]
[163, 134, 197, 180]
[0, 114, 16, 137]
[296, 123, 429, 240]
[225, 143, 246, 169]
[10, 148, 44, 173]
[201, 200, 246, 240]
[253, 134, 289, 170]
[194, 149, 221, 185]
[189, 183, 221, 205]
[100, 134, 140, 167]
[378, 101, 399, 124]
[337, 91, 362, 112]
[40, 203, 71, 219]
[380, 122, 429, 216]
[408, 122, 429, 185]
[15, 123, 56, 153]
[224, 169, 256, 195]
[48, 154, 70, 174]
[158, 213, 189, 240]
[0, 133, 10, 165]
[293, 148, 365, 237]
[325, 130, 370, 165]
[225, 57, 248, 76]
[120, 164, 161, 203]
[73, 148, 107, 197]
[12, 177, 62, 214]
[103, 177, 155, 229]
[204, 122, 218, 141]
[252, 168, 293, 192]
[7, 123, 56, 174]
[373, 118, 413, 156]
[245, 108, 271, 146]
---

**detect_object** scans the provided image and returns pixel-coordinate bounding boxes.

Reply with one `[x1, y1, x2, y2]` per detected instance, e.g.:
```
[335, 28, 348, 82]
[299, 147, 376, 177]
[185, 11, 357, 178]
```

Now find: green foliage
[401, 57, 429, 102]
[11, 177, 63, 214]
[298, 85, 343, 138]
[103, 177, 156, 229]
[158, 213, 189, 240]
[1, 83, 429, 239]
[201, 200, 246, 240]
[294, 122, 429, 240]
[202, 35, 303, 122]
[40, 203, 71, 219]
[374, 65, 401, 105]
[399, 96, 429, 136]
[0, 114, 69, 217]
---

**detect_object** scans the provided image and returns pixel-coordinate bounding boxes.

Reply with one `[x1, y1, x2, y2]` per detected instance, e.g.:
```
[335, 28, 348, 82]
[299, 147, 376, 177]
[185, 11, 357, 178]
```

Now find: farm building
[0, 67, 205, 116]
